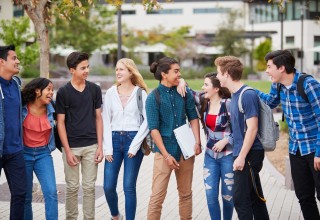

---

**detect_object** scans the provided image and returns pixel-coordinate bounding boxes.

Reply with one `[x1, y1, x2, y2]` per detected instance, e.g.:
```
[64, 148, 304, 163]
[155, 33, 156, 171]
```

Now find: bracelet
[165, 154, 171, 160]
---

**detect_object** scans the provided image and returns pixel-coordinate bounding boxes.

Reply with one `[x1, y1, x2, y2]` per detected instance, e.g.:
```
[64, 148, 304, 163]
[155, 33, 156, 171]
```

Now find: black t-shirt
[56, 81, 102, 148]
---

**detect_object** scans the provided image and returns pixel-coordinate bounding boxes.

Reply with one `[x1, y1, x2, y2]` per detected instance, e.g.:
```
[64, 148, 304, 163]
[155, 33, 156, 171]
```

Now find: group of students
[0, 44, 319, 220]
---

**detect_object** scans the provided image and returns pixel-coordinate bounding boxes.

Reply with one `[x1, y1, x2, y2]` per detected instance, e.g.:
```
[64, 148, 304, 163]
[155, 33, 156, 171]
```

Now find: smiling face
[162, 63, 181, 87]
[70, 60, 89, 81]
[0, 50, 20, 76]
[202, 77, 219, 99]
[266, 59, 284, 83]
[36, 82, 54, 105]
[115, 61, 132, 84]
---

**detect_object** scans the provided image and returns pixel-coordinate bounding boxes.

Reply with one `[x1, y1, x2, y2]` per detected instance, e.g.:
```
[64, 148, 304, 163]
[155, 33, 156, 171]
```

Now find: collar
[0, 77, 12, 86]
[158, 83, 177, 93]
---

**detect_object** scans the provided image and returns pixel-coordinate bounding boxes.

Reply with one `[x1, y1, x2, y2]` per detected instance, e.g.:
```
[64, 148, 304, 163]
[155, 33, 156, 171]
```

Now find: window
[314, 36, 320, 65]
[193, 8, 230, 14]
[122, 10, 136, 15]
[147, 9, 182, 15]
[286, 36, 295, 45]
[13, 5, 24, 17]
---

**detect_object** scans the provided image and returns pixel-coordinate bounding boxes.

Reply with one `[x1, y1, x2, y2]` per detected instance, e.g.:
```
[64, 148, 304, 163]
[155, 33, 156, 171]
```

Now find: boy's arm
[255, 83, 280, 109]
[189, 118, 201, 155]
[57, 114, 79, 166]
[95, 108, 103, 164]
[233, 116, 258, 171]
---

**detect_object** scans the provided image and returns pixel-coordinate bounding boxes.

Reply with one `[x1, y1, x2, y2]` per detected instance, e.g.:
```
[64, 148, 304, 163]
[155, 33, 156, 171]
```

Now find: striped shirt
[191, 89, 233, 159]
[256, 72, 320, 157]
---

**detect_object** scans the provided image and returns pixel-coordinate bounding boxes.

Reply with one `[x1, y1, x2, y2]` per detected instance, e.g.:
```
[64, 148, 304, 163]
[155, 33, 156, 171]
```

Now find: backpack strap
[59, 84, 70, 122]
[154, 88, 160, 106]
[238, 86, 253, 114]
[297, 73, 312, 102]
[136, 87, 144, 125]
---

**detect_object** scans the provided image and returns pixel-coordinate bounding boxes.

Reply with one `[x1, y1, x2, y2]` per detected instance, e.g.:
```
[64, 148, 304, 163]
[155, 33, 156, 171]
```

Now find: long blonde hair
[116, 58, 148, 92]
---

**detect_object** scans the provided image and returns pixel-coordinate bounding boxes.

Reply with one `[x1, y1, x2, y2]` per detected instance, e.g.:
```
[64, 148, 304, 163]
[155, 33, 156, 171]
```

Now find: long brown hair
[199, 73, 231, 129]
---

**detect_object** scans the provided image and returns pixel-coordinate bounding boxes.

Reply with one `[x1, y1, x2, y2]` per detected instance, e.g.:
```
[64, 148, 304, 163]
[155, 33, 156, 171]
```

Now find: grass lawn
[145, 79, 272, 93]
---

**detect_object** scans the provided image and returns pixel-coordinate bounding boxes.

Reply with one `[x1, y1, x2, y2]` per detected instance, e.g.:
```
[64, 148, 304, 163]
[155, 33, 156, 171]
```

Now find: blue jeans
[203, 153, 234, 220]
[0, 150, 26, 220]
[23, 146, 58, 220]
[103, 131, 144, 220]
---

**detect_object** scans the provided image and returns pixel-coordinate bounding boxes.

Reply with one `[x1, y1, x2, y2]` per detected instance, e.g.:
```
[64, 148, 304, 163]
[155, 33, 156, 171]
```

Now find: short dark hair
[21, 77, 52, 105]
[150, 57, 179, 81]
[265, 50, 295, 74]
[66, 52, 89, 69]
[0, 45, 15, 61]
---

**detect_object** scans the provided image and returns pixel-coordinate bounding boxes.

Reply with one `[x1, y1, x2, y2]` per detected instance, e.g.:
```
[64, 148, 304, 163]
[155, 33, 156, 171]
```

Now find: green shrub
[90, 65, 114, 76]
[21, 65, 40, 78]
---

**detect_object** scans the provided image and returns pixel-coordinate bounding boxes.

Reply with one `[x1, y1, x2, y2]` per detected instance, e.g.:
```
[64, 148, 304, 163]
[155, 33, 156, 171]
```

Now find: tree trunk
[22, 0, 50, 78]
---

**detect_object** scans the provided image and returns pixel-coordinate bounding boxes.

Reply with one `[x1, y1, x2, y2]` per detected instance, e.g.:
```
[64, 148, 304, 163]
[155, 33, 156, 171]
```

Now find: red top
[206, 114, 217, 132]
[23, 106, 51, 147]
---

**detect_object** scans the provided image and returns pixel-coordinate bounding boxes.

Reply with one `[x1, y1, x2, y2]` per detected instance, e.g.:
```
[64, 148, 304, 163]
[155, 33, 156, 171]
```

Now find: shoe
[111, 213, 123, 220]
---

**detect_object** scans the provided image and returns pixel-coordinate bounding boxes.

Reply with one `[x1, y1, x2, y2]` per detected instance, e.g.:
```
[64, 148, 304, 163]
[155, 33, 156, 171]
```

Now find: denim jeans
[23, 146, 58, 220]
[0, 150, 26, 220]
[290, 150, 320, 220]
[233, 150, 269, 220]
[103, 131, 144, 220]
[203, 153, 234, 220]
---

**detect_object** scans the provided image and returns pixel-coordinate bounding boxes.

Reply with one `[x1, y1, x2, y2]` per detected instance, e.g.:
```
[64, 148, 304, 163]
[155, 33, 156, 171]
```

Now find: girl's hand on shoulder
[105, 155, 113, 162]
[177, 78, 187, 97]
[128, 153, 135, 158]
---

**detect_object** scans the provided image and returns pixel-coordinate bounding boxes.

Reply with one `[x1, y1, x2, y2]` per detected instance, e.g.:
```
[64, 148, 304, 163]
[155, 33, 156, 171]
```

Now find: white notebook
[173, 123, 195, 159]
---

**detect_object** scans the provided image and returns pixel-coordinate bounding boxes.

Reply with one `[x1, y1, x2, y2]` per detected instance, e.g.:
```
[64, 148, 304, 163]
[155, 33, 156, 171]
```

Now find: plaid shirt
[145, 84, 198, 161]
[190, 89, 233, 159]
[256, 71, 320, 157]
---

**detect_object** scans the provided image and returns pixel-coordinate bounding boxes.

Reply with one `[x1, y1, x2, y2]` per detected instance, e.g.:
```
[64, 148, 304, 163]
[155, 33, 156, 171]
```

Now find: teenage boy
[0, 45, 26, 220]
[146, 57, 201, 220]
[56, 52, 103, 219]
[215, 56, 269, 220]
[256, 50, 320, 220]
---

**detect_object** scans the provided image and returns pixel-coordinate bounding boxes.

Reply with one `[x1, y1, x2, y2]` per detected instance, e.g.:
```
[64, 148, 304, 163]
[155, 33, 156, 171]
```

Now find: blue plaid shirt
[145, 84, 198, 161]
[256, 71, 320, 157]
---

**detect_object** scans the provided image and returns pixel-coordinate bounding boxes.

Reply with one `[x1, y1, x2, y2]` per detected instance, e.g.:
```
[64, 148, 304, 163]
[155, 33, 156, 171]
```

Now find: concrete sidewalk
[2, 147, 319, 219]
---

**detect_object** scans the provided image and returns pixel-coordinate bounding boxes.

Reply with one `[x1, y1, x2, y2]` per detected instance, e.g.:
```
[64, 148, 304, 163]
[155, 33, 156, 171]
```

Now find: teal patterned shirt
[145, 84, 198, 161]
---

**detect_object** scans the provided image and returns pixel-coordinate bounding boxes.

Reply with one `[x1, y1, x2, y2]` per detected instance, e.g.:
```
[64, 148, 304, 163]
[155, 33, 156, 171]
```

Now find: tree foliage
[214, 10, 248, 57]
[51, 3, 116, 55]
[253, 38, 272, 71]
[0, 16, 39, 74]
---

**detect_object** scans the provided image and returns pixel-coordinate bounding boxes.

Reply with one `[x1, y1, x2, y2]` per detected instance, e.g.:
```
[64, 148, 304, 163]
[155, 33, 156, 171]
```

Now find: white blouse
[102, 85, 149, 155]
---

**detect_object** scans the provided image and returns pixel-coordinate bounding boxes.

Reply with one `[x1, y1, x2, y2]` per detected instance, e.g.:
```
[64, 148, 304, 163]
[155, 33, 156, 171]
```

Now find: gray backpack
[238, 87, 279, 151]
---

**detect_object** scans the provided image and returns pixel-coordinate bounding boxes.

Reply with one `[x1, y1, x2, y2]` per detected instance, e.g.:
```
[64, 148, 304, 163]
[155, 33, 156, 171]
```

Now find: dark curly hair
[150, 57, 179, 81]
[22, 77, 53, 105]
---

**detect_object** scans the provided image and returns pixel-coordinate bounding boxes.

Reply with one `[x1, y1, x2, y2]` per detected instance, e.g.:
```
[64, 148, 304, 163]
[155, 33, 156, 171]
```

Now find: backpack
[50, 100, 62, 152]
[238, 87, 279, 151]
[277, 73, 313, 121]
[137, 87, 155, 155]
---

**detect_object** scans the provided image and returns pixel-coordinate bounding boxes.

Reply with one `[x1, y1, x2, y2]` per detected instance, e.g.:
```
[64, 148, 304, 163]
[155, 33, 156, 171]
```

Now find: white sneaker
[111, 214, 123, 220]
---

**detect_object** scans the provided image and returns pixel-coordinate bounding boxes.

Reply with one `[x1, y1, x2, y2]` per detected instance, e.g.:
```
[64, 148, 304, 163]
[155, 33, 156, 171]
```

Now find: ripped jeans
[203, 153, 234, 220]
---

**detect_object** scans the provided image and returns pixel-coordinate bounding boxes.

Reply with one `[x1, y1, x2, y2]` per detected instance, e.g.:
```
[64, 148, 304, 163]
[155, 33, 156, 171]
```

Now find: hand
[165, 155, 180, 170]
[314, 157, 320, 171]
[233, 156, 245, 171]
[212, 140, 226, 153]
[94, 148, 103, 164]
[66, 152, 79, 167]
[105, 155, 113, 163]
[194, 143, 202, 156]
[128, 153, 135, 158]
[177, 78, 187, 97]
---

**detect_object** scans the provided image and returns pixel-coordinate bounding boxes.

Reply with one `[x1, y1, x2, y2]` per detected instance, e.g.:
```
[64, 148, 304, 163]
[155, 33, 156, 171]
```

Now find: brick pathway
[1, 137, 319, 219]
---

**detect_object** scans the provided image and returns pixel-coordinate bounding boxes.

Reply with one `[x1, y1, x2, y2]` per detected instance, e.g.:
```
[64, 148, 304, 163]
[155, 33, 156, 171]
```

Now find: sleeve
[255, 83, 281, 109]
[145, 91, 160, 131]
[305, 78, 320, 157]
[242, 90, 260, 120]
[55, 87, 66, 114]
[95, 84, 102, 109]
[185, 87, 198, 121]
[102, 89, 113, 155]
[128, 90, 150, 155]
[188, 87, 202, 115]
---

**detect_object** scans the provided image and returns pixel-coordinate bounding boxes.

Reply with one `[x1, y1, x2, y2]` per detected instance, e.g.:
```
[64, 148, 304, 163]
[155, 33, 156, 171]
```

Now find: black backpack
[277, 73, 313, 121]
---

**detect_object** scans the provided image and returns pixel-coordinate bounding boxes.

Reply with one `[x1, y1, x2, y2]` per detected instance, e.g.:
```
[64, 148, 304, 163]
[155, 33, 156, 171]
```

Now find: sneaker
[111, 214, 123, 220]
